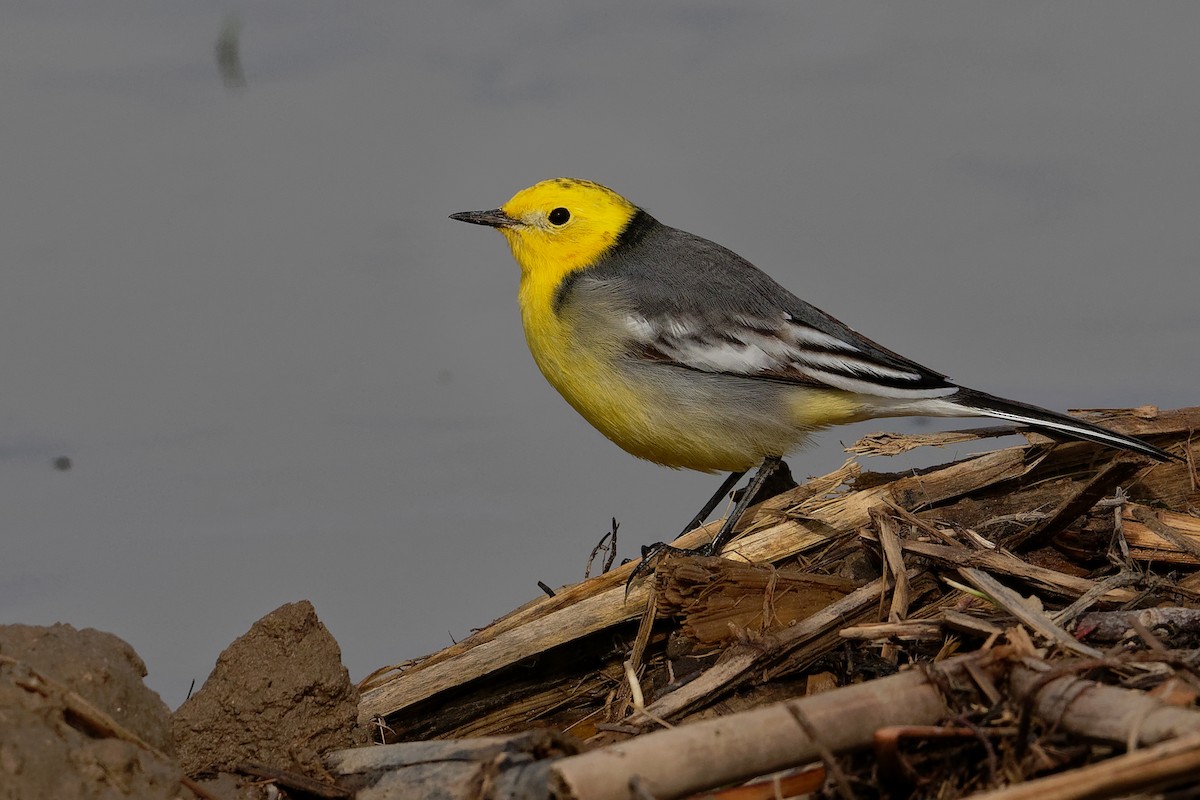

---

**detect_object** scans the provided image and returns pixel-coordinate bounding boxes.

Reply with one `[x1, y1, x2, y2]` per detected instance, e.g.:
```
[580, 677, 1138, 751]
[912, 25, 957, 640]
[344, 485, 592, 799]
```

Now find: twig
[872, 508, 911, 625]
[235, 762, 350, 798]
[1112, 491, 1130, 553]
[840, 620, 943, 642]
[615, 584, 665, 726]
[623, 660, 673, 731]
[871, 508, 908, 663]
[943, 610, 1005, 640]
[966, 730, 1200, 800]
[1003, 458, 1144, 551]
[785, 702, 858, 800]
[979, 511, 1049, 528]
[957, 569, 1103, 658]
[586, 519, 620, 578]
[902, 541, 1137, 604]
[880, 496, 960, 546]
[1050, 572, 1142, 628]
[1009, 656, 1200, 748]
[1075, 607, 1200, 644]
[846, 424, 1026, 456]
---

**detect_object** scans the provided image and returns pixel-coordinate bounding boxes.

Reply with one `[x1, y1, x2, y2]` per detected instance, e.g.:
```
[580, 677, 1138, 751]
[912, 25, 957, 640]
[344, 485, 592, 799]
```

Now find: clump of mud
[0, 624, 181, 799]
[0, 601, 361, 799]
[173, 600, 363, 777]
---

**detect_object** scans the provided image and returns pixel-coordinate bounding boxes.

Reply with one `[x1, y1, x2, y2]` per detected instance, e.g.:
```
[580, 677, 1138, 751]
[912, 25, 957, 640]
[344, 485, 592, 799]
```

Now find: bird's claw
[624, 541, 696, 595]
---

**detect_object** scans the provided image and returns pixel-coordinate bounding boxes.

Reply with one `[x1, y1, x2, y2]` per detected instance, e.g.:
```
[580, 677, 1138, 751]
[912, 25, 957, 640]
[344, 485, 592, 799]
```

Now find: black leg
[677, 469, 746, 538]
[624, 469, 746, 592]
[702, 456, 782, 556]
[625, 460, 791, 592]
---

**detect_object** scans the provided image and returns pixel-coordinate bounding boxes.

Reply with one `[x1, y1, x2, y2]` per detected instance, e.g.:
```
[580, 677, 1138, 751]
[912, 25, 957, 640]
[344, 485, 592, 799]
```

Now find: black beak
[449, 208, 517, 228]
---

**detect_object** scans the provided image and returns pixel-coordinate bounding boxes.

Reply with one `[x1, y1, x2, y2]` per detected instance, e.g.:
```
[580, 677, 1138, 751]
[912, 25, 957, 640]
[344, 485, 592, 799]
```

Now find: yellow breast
[518, 270, 647, 444]
[518, 270, 758, 472]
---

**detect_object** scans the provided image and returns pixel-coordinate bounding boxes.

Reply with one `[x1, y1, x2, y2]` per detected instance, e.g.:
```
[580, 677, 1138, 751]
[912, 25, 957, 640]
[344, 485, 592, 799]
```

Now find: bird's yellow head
[450, 178, 639, 280]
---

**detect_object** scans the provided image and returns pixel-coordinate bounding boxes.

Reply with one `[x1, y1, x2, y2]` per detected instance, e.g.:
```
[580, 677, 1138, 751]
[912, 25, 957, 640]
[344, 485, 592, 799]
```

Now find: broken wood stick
[1074, 607, 1200, 643]
[1009, 656, 1200, 747]
[957, 569, 1104, 658]
[966, 730, 1200, 800]
[899, 540, 1138, 604]
[551, 666, 948, 800]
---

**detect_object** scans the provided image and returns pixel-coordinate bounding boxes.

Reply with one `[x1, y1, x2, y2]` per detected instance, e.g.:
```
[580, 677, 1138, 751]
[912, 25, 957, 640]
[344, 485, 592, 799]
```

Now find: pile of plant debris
[344, 405, 1199, 800]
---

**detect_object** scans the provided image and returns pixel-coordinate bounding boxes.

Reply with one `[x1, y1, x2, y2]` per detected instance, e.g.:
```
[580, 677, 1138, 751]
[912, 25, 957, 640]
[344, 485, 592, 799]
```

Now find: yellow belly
[520, 306, 859, 472]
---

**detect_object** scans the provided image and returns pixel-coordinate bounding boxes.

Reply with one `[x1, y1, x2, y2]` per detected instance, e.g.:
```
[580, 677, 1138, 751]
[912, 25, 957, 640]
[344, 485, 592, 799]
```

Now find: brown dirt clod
[171, 599, 364, 778]
[0, 624, 182, 800]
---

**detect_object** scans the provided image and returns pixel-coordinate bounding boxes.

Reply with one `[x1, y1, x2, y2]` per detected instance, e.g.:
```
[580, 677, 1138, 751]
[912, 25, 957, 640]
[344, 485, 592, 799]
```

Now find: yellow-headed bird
[451, 178, 1176, 562]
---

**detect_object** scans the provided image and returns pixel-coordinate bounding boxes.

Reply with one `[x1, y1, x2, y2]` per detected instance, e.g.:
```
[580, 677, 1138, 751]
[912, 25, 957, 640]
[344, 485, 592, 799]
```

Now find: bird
[450, 178, 1177, 569]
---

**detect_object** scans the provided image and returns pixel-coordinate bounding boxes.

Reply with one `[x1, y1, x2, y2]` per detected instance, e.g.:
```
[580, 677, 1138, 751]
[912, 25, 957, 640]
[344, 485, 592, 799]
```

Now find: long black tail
[949, 388, 1178, 462]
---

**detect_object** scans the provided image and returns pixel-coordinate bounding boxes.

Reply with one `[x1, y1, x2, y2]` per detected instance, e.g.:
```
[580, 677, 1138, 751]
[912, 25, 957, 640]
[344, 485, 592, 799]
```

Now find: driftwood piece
[358, 447, 1041, 724]
[340, 407, 1200, 798]
[1075, 607, 1200, 643]
[326, 730, 579, 800]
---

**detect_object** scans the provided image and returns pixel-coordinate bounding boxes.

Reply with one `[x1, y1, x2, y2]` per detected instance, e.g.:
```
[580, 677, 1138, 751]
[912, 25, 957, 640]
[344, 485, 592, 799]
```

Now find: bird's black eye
[548, 207, 570, 225]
